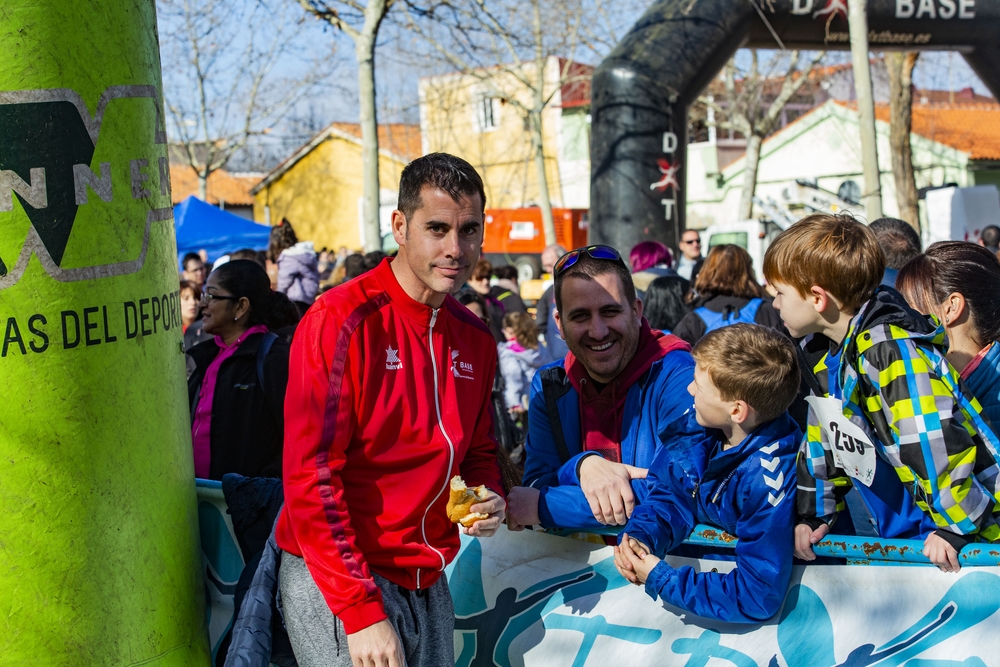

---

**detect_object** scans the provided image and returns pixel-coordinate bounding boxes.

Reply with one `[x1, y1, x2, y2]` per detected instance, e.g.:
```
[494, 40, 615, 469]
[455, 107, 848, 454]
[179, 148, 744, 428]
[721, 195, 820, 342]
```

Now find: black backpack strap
[540, 366, 573, 464]
[256, 332, 279, 396]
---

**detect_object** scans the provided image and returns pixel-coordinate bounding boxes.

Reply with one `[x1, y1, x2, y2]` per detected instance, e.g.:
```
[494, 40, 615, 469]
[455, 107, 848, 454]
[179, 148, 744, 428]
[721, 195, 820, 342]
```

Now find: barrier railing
[592, 523, 1000, 567]
[196, 479, 1000, 571]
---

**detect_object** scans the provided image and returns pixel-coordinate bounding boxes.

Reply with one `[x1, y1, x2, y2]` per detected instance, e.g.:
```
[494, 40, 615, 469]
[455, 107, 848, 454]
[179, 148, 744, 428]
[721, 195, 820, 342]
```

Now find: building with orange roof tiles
[685, 98, 1000, 230]
[250, 123, 421, 252]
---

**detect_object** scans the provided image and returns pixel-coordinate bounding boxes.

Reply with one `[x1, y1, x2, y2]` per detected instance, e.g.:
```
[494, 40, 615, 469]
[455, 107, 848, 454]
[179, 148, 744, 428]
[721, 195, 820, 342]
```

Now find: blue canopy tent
[174, 195, 271, 267]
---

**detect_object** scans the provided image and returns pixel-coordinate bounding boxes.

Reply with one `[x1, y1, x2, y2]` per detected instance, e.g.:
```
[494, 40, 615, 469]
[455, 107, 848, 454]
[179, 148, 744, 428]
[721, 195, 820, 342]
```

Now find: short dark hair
[493, 265, 518, 282]
[363, 250, 387, 271]
[982, 225, 1000, 248]
[456, 290, 487, 313]
[182, 252, 203, 269]
[554, 252, 636, 313]
[344, 253, 367, 281]
[397, 153, 486, 219]
[229, 248, 266, 267]
[870, 218, 921, 270]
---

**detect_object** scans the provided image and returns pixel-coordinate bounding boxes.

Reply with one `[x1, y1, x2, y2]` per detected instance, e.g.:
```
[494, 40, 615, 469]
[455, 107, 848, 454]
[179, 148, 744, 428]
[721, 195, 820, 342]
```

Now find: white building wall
[687, 101, 970, 228]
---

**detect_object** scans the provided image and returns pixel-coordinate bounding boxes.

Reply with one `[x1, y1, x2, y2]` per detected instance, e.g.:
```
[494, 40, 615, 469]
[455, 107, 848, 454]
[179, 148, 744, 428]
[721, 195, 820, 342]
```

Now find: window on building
[475, 96, 500, 132]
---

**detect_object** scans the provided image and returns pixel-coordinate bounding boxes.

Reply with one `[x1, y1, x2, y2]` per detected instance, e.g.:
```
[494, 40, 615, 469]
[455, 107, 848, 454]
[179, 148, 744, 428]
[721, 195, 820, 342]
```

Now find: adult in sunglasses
[507, 246, 695, 531]
[676, 230, 704, 282]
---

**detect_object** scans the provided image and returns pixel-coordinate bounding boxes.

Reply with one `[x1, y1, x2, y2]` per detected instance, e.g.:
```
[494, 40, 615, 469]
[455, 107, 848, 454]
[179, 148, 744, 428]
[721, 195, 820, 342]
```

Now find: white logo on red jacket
[451, 350, 474, 380]
[386, 346, 403, 370]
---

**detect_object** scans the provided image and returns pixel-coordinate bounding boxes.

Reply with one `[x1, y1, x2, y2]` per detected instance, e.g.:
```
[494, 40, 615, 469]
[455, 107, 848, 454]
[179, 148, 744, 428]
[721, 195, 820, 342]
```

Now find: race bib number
[806, 396, 876, 487]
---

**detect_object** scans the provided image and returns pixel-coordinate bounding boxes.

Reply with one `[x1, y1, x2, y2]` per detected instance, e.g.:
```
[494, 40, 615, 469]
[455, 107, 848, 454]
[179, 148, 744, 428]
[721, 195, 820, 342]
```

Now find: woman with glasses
[186, 259, 293, 480]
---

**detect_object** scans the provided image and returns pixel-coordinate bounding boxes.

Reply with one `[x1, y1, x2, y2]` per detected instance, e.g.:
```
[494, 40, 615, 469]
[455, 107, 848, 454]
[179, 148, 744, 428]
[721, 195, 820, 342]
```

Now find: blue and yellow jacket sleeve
[858, 334, 1000, 540]
[796, 354, 853, 526]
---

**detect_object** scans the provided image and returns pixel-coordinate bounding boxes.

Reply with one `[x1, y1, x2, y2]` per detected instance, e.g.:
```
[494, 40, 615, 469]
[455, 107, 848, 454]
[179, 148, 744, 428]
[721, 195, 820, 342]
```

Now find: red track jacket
[277, 258, 503, 633]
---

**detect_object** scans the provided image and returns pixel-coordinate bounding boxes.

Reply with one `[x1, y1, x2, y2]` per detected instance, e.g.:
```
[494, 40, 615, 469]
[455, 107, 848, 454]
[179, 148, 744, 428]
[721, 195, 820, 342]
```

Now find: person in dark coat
[188, 260, 291, 481]
[490, 265, 528, 314]
[461, 258, 507, 342]
[673, 244, 785, 345]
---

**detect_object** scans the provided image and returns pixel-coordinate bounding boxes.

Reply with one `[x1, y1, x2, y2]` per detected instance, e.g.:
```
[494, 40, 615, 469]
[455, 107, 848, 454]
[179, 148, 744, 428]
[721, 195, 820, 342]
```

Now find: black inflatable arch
[589, 0, 1000, 253]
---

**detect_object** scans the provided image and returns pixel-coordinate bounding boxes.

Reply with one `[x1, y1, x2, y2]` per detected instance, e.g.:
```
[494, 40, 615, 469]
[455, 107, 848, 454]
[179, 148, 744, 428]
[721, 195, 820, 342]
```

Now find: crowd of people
[184, 151, 1000, 667]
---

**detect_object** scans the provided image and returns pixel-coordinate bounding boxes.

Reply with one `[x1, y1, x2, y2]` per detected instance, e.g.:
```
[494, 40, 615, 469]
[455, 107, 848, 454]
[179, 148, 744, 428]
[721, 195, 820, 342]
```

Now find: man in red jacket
[277, 153, 506, 667]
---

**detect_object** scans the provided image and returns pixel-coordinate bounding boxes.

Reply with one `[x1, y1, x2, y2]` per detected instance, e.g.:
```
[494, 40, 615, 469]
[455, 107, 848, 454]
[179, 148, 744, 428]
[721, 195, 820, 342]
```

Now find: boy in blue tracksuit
[616, 324, 801, 623]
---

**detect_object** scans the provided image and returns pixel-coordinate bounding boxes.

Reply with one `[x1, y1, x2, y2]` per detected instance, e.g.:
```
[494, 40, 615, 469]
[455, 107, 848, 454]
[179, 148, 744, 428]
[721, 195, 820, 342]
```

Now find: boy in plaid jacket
[764, 214, 1000, 572]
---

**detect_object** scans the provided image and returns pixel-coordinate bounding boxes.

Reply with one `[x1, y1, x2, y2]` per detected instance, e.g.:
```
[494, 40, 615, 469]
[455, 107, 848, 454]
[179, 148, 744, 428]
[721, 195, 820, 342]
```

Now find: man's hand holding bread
[446, 476, 506, 537]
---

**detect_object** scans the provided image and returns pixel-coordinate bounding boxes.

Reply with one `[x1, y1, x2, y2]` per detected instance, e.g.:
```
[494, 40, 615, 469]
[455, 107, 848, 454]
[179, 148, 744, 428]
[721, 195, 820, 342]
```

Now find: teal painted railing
[603, 523, 1000, 567]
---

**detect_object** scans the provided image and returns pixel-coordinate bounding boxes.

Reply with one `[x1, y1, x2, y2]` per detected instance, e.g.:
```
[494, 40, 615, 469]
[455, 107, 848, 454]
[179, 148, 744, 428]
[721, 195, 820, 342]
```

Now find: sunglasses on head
[553, 245, 625, 276]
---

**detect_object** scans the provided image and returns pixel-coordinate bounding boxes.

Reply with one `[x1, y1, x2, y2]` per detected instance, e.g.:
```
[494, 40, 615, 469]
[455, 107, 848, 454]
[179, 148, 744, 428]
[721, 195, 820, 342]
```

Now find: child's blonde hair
[763, 213, 884, 313]
[502, 312, 539, 349]
[691, 324, 799, 423]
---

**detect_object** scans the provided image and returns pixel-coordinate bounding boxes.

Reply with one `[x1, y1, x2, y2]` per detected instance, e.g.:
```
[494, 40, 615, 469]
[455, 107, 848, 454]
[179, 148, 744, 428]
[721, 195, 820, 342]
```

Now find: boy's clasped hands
[614, 533, 659, 586]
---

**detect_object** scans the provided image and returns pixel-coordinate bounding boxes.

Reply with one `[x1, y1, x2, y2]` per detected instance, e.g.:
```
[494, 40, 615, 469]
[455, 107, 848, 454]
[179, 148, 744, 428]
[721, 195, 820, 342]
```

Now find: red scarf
[564, 321, 690, 463]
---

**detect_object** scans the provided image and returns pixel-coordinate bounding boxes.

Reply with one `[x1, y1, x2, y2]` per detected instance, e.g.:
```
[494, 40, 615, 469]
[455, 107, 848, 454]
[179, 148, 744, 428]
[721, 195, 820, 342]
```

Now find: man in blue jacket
[506, 245, 694, 531]
[616, 324, 800, 623]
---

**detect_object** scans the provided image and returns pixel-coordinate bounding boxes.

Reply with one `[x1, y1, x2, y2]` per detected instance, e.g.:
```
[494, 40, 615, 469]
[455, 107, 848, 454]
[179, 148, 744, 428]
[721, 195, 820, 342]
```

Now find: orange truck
[482, 208, 589, 281]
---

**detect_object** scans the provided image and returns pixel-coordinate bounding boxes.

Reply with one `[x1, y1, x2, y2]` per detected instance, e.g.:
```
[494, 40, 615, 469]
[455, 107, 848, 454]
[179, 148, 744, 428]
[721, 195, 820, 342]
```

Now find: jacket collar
[703, 412, 799, 481]
[373, 257, 442, 328]
[799, 286, 939, 395]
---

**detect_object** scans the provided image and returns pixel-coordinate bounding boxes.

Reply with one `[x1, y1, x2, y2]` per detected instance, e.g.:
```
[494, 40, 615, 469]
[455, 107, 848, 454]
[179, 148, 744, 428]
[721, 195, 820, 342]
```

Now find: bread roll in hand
[446, 476, 490, 527]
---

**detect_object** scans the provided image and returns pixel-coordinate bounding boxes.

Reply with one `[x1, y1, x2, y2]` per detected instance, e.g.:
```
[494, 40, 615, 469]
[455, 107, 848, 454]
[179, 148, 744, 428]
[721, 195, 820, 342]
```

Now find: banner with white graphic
[448, 528, 996, 667]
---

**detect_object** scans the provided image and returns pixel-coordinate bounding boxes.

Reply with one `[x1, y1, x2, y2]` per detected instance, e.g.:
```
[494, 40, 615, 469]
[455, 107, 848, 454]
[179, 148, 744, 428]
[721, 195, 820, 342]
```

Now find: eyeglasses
[681, 238, 701, 245]
[553, 245, 624, 276]
[200, 292, 240, 303]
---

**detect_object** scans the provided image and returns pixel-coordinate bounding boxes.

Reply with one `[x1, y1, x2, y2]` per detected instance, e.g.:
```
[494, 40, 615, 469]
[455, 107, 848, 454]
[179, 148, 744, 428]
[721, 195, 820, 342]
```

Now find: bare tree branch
[159, 0, 335, 199]
[399, 0, 617, 244]
[699, 49, 827, 219]
[298, 0, 395, 251]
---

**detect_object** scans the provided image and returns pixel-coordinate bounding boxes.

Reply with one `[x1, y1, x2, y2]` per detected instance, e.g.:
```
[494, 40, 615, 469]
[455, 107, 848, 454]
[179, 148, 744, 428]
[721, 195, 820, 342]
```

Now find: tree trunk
[357, 34, 381, 252]
[198, 171, 208, 201]
[529, 110, 556, 245]
[847, 0, 883, 221]
[737, 133, 763, 220]
[886, 52, 920, 230]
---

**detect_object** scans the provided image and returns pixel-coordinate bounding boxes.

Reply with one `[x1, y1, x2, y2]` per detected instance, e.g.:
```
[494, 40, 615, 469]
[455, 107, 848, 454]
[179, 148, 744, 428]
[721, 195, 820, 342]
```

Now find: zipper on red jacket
[418, 308, 455, 589]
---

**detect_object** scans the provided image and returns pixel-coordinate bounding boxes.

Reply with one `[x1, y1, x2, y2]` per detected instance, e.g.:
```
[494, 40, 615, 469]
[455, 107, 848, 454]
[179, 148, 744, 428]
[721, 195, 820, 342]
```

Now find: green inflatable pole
[0, 1, 209, 663]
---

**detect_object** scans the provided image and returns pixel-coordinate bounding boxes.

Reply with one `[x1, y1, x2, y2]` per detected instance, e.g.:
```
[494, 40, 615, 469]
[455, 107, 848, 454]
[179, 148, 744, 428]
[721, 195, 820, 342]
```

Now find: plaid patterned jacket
[797, 289, 1000, 543]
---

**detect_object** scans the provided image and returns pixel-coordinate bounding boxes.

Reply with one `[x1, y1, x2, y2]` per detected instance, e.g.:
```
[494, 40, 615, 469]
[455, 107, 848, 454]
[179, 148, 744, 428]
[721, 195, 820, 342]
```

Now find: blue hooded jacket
[522, 350, 695, 529]
[622, 410, 800, 624]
